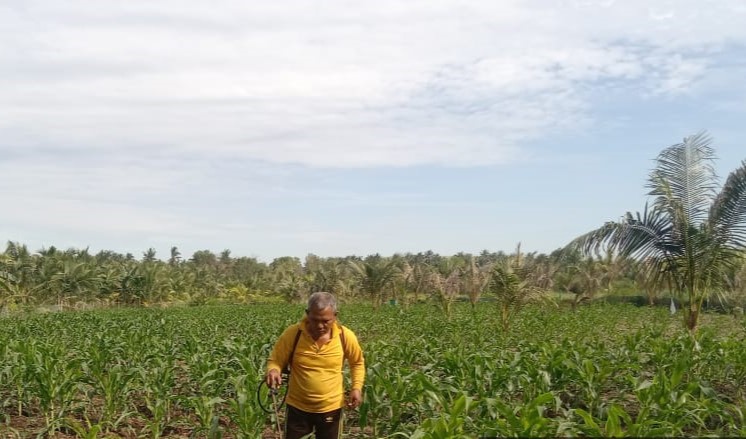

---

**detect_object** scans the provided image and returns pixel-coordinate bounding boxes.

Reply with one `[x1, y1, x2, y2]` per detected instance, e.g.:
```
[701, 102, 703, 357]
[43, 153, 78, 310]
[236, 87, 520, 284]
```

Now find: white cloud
[2, 0, 745, 168]
[1, 0, 745, 259]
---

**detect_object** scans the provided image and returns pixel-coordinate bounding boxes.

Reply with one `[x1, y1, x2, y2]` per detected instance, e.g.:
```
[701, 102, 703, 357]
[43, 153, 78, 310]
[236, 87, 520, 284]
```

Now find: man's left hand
[346, 389, 363, 409]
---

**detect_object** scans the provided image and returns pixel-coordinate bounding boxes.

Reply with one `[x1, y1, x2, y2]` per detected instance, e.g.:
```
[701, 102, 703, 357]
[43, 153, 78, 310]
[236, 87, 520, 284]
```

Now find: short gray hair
[307, 291, 337, 313]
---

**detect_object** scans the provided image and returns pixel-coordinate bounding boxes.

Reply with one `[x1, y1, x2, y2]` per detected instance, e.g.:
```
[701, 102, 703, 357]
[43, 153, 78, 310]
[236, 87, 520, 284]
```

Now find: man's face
[306, 306, 336, 338]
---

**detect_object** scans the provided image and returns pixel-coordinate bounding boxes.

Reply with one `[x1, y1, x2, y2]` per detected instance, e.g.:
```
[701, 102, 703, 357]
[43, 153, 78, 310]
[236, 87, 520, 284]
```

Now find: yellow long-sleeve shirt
[267, 318, 365, 413]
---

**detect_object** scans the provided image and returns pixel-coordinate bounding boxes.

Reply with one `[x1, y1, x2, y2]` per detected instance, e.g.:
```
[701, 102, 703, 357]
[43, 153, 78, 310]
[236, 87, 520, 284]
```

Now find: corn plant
[185, 395, 225, 438]
[1, 302, 744, 437]
[408, 393, 475, 439]
[226, 374, 264, 437]
[482, 392, 560, 437]
[26, 341, 83, 431]
[138, 356, 176, 438]
[62, 416, 105, 439]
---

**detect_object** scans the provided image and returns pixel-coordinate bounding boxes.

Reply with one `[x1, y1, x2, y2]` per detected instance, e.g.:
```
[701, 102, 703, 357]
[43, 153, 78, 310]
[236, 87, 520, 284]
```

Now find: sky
[2, 0, 746, 263]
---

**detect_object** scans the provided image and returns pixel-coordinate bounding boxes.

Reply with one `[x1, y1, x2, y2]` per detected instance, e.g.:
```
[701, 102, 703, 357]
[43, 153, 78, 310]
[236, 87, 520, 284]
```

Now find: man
[265, 291, 365, 439]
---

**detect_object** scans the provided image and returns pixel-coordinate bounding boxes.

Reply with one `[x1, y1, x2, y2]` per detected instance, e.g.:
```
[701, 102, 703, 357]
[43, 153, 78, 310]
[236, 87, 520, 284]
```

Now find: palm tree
[1, 242, 41, 307]
[565, 256, 605, 308]
[168, 246, 182, 266]
[567, 132, 746, 333]
[142, 248, 157, 263]
[50, 260, 100, 306]
[401, 259, 430, 305]
[99, 265, 125, 305]
[427, 269, 460, 319]
[167, 267, 197, 302]
[634, 259, 667, 306]
[276, 271, 309, 303]
[462, 255, 490, 310]
[303, 255, 343, 297]
[348, 259, 401, 308]
[723, 255, 746, 307]
[0, 253, 14, 309]
[487, 243, 548, 331]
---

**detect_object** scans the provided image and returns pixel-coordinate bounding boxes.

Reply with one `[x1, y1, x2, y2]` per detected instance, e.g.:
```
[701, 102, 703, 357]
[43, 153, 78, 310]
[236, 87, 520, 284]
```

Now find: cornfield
[1, 303, 745, 437]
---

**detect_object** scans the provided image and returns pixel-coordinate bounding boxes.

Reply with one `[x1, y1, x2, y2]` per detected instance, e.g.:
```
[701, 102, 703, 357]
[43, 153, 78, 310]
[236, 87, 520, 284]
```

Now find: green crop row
[1, 303, 744, 438]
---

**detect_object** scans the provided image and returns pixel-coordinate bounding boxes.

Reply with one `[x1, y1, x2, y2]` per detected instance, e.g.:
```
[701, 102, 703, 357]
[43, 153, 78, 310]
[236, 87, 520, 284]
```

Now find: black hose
[256, 378, 289, 414]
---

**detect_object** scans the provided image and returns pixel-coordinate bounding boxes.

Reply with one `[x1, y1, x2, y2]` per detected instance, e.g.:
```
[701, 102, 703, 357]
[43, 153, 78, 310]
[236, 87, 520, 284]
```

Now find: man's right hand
[266, 369, 282, 389]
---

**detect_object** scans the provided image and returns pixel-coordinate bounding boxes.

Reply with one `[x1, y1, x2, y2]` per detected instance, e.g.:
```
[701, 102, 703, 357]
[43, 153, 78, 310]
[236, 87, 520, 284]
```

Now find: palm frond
[566, 203, 677, 262]
[617, 206, 673, 258]
[565, 221, 621, 256]
[648, 131, 718, 226]
[709, 160, 746, 249]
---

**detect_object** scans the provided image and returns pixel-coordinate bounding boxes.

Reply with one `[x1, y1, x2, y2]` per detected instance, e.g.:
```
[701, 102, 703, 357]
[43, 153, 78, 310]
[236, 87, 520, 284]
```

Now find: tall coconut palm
[567, 132, 746, 333]
[168, 246, 182, 266]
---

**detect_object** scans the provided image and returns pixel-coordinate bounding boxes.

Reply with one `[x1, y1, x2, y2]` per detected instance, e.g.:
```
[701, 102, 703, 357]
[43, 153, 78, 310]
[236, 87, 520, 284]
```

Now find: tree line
[1, 240, 743, 310]
[3, 132, 746, 334]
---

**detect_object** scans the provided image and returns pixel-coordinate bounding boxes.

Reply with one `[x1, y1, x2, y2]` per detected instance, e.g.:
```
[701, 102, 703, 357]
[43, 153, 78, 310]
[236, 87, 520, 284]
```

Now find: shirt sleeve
[267, 323, 300, 374]
[342, 327, 365, 391]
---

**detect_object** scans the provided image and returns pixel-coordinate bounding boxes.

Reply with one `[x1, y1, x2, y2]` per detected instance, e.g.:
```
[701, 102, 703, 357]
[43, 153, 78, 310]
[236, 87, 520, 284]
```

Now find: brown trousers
[285, 404, 342, 439]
